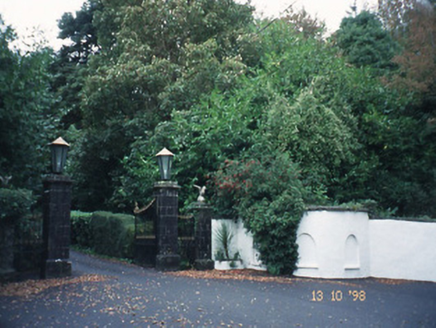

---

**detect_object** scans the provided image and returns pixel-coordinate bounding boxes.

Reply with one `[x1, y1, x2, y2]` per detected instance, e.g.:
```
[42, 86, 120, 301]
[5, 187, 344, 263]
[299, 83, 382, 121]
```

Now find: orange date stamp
[311, 290, 366, 302]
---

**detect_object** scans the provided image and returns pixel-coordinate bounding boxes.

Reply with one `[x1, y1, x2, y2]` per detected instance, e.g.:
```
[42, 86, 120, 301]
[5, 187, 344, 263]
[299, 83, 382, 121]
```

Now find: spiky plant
[215, 222, 234, 260]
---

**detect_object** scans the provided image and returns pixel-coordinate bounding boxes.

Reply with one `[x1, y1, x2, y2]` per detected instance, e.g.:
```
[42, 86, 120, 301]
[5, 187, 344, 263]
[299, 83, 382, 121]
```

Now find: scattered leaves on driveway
[0, 274, 110, 298]
[372, 278, 413, 285]
[167, 269, 368, 287]
[167, 269, 294, 284]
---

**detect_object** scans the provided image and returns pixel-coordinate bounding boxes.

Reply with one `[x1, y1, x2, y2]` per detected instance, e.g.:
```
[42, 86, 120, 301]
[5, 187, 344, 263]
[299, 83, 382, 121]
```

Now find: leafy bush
[71, 211, 135, 259]
[71, 211, 93, 247]
[242, 196, 302, 275]
[0, 188, 37, 272]
[90, 211, 135, 258]
[0, 188, 35, 223]
[211, 152, 309, 275]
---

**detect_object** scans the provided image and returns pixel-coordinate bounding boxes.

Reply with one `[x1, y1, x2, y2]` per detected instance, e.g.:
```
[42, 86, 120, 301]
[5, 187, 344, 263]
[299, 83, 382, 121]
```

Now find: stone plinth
[41, 174, 72, 279]
[192, 202, 214, 270]
[154, 181, 181, 271]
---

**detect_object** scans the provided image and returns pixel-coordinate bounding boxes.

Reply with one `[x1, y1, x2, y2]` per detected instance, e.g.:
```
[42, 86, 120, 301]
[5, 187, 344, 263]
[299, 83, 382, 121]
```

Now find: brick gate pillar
[41, 174, 72, 279]
[154, 181, 181, 271]
[192, 202, 214, 270]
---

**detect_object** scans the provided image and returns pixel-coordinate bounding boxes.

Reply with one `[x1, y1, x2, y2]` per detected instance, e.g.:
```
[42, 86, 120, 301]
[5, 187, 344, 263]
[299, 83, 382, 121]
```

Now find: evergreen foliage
[0, 188, 35, 222]
[0, 16, 56, 191]
[71, 211, 135, 259]
[335, 11, 399, 71]
[58, 0, 255, 211]
[211, 152, 308, 274]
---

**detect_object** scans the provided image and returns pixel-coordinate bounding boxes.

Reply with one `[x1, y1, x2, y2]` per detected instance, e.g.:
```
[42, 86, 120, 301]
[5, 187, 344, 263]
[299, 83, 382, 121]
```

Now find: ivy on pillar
[41, 137, 72, 279]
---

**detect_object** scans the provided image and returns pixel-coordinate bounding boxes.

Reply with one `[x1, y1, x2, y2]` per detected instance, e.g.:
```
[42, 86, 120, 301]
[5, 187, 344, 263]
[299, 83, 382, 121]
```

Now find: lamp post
[41, 137, 73, 279]
[153, 148, 180, 271]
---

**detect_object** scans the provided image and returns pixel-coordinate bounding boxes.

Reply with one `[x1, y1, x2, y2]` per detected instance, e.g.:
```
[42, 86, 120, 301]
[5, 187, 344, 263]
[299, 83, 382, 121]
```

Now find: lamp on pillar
[41, 137, 72, 279]
[50, 137, 70, 174]
[156, 148, 174, 181]
[153, 147, 180, 271]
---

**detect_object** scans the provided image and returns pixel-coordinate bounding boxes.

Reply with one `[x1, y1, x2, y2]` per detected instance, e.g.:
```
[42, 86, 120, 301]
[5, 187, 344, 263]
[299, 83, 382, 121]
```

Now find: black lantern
[156, 148, 174, 180]
[49, 137, 70, 174]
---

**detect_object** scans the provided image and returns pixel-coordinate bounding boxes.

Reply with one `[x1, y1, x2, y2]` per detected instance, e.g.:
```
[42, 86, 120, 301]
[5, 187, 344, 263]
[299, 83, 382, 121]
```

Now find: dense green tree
[0, 17, 56, 191]
[334, 10, 400, 72]
[51, 0, 103, 129]
[121, 19, 393, 208]
[50, 1, 436, 218]
[264, 90, 361, 198]
[376, 0, 436, 216]
[64, 0, 255, 210]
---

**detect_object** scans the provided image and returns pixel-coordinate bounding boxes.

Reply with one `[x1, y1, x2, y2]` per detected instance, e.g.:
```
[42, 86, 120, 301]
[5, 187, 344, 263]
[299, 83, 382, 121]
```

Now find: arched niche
[344, 234, 360, 269]
[297, 233, 318, 268]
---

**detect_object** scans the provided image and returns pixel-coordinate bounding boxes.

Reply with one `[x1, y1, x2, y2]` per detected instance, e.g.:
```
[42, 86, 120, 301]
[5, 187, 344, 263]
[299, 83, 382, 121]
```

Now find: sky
[0, 0, 378, 50]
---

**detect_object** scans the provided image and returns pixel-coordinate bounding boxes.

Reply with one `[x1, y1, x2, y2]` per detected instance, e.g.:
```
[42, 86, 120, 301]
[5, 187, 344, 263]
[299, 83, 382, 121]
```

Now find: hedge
[71, 211, 135, 259]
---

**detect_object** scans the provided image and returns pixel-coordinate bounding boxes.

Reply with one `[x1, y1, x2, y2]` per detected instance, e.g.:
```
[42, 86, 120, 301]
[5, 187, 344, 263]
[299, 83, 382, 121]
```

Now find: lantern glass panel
[158, 155, 172, 180]
[51, 144, 68, 174]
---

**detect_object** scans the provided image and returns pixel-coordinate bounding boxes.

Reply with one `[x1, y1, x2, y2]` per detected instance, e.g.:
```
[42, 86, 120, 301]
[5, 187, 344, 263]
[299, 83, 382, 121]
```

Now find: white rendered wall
[293, 210, 371, 279]
[370, 220, 436, 282]
[211, 213, 436, 282]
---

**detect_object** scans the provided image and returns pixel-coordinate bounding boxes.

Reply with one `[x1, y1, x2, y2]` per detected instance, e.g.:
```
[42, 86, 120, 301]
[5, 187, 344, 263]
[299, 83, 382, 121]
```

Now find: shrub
[71, 211, 135, 259]
[0, 188, 37, 272]
[71, 211, 93, 247]
[242, 195, 302, 275]
[0, 188, 35, 223]
[90, 211, 135, 258]
[211, 152, 309, 275]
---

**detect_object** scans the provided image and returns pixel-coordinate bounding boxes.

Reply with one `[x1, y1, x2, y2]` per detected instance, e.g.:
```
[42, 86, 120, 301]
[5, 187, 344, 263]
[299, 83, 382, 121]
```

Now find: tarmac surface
[1, 250, 435, 328]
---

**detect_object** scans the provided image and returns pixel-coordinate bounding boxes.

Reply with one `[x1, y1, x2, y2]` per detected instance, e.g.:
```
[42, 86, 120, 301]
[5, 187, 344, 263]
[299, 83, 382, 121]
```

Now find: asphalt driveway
[1, 251, 435, 327]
